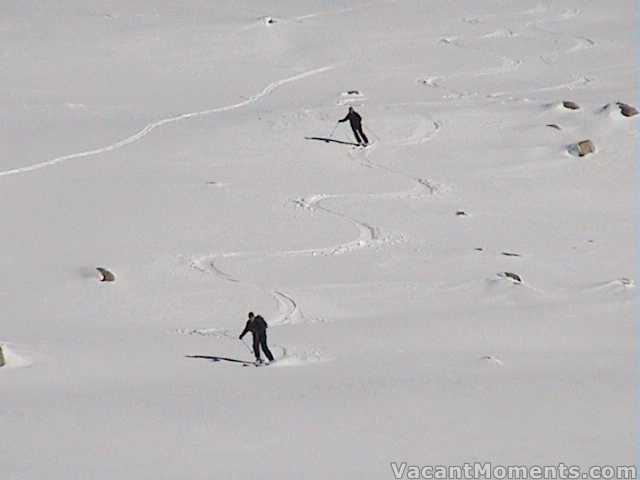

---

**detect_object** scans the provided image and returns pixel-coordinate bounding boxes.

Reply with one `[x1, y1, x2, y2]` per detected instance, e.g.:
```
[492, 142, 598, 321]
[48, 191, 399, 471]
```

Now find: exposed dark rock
[562, 101, 580, 110]
[456, 210, 468, 216]
[501, 272, 522, 283]
[0, 345, 5, 368]
[576, 139, 595, 157]
[617, 102, 638, 117]
[568, 139, 595, 157]
[546, 123, 561, 130]
[501, 252, 521, 257]
[96, 267, 116, 282]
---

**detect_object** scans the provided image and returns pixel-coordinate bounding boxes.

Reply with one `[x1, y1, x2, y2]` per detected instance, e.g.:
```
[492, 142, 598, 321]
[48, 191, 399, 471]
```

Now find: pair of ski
[241, 360, 273, 367]
[185, 354, 273, 368]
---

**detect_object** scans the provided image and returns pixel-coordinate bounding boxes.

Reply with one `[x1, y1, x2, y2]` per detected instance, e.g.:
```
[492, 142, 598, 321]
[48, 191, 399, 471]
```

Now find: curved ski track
[190, 114, 445, 328]
[421, 4, 596, 103]
[0, 66, 335, 178]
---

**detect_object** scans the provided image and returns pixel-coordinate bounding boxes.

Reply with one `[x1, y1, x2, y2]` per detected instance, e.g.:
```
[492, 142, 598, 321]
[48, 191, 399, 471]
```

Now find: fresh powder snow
[0, 1, 636, 478]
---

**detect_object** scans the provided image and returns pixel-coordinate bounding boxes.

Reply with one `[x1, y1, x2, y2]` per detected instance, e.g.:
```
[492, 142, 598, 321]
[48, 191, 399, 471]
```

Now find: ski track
[424, 32, 523, 100]
[292, 0, 396, 22]
[183, 2, 599, 358]
[188, 112, 446, 332]
[0, 65, 336, 179]
[488, 75, 594, 100]
[272, 290, 301, 325]
[392, 118, 442, 146]
[526, 5, 596, 66]
[422, 4, 596, 103]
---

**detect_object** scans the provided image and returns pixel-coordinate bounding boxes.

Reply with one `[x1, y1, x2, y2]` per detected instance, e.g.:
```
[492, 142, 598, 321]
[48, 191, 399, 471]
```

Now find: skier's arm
[239, 321, 250, 339]
[338, 112, 350, 123]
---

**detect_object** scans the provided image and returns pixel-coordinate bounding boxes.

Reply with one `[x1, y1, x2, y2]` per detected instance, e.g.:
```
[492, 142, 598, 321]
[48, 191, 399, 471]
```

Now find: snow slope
[0, 1, 636, 478]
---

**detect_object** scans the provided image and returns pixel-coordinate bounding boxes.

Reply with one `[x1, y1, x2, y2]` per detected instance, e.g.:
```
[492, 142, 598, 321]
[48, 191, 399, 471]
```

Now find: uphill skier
[338, 106, 369, 146]
[239, 312, 275, 365]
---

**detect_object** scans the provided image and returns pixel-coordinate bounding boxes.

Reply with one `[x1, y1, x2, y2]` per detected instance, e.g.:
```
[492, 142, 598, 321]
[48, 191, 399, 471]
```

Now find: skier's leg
[252, 335, 262, 362]
[260, 333, 275, 362]
[351, 125, 362, 144]
[358, 127, 369, 145]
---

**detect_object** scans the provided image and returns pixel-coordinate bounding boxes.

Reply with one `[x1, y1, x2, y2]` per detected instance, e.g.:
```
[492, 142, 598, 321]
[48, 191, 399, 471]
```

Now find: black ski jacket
[239, 316, 268, 339]
[338, 110, 362, 127]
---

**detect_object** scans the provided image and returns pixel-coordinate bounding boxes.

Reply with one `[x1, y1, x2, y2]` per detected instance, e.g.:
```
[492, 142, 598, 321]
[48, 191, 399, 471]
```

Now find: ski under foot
[242, 360, 275, 367]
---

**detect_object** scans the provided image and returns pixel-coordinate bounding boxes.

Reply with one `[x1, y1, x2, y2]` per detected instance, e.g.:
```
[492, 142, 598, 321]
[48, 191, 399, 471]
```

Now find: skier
[239, 312, 274, 364]
[338, 106, 369, 146]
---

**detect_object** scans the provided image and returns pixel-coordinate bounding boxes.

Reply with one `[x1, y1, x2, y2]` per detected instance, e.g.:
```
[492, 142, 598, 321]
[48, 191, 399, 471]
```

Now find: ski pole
[327, 122, 339, 139]
[240, 338, 253, 354]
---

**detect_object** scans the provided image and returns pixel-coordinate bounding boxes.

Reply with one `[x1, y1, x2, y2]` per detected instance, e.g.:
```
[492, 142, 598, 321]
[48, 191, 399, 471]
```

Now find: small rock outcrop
[617, 102, 638, 117]
[456, 210, 468, 216]
[568, 139, 595, 157]
[576, 139, 595, 157]
[562, 101, 580, 110]
[0, 345, 5, 368]
[500, 272, 522, 283]
[546, 123, 561, 131]
[96, 267, 116, 282]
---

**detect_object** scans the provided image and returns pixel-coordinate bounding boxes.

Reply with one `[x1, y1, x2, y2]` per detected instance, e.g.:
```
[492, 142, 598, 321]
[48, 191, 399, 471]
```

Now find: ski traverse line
[0, 65, 336, 179]
[293, 0, 396, 22]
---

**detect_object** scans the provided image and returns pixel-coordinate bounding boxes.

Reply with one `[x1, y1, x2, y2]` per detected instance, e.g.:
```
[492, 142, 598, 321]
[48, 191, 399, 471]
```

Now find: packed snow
[1, 1, 636, 478]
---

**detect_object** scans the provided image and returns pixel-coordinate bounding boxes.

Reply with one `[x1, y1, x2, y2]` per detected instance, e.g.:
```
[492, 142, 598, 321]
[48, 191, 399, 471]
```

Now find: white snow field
[0, 1, 637, 478]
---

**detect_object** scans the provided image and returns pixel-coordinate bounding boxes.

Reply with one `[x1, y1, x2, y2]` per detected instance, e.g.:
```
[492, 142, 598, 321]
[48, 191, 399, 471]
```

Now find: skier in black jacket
[239, 312, 274, 364]
[339, 106, 369, 146]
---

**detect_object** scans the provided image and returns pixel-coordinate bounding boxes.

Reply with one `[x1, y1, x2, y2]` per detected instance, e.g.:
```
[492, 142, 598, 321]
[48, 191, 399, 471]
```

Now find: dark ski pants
[351, 123, 369, 145]
[252, 332, 274, 362]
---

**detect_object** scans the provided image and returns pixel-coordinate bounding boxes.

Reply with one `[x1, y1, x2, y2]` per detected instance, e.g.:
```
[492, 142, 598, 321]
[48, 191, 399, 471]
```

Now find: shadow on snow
[185, 354, 253, 366]
[304, 136, 360, 146]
